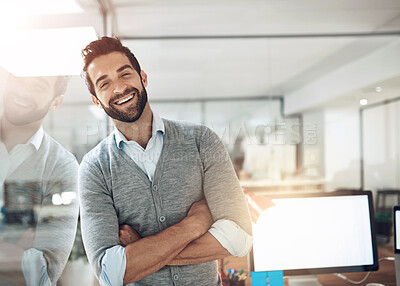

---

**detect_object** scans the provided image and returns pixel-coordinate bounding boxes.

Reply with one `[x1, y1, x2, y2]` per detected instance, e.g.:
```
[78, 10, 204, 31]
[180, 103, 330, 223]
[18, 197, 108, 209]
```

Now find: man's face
[87, 52, 148, 123]
[3, 75, 60, 126]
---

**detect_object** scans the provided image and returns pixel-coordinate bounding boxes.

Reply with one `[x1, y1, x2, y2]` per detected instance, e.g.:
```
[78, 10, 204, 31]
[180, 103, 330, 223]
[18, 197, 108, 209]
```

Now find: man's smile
[114, 93, 135, 105]
[9, 93, 35, 108]
[13, 97, 33, 108]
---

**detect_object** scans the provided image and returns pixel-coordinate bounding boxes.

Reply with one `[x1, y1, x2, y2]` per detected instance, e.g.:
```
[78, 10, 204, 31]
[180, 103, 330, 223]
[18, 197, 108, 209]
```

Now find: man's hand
[186, 199, 214, 236]
[119, 225, 141, 247]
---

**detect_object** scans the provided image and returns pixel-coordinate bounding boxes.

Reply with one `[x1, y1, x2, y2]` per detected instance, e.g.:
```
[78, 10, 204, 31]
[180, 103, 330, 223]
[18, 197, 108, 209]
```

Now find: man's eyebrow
[94, 65, 133, 87]
[117, 65, 133, 73]
[95, 75, 108, 87]
[32, 77, 50, 88]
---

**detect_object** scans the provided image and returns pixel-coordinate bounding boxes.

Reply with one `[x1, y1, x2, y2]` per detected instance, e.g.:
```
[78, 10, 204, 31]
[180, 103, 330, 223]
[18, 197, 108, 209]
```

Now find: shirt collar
[152, 111, 165, 135]
[114, 111, 165, 149]
[28, 127, 44, 151]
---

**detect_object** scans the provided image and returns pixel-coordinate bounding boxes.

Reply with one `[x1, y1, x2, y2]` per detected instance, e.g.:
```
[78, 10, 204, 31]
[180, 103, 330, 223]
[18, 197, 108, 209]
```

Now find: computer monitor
[250, 190, 378, 285]
[394, 206, 400, 285]
[395, 206, 400, 254]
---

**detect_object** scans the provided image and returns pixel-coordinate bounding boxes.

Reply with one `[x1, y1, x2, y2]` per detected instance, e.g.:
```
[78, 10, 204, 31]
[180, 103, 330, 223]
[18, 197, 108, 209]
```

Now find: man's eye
[100, 82, 109, 89]
[121, 73, 130, 77]
[35, 86, 47, 93]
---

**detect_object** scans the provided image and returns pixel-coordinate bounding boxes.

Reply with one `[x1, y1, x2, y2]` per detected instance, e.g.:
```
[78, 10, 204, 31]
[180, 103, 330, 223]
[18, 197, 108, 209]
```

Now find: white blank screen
[396, 210, 400, 250]
[253, 195, 374, 272]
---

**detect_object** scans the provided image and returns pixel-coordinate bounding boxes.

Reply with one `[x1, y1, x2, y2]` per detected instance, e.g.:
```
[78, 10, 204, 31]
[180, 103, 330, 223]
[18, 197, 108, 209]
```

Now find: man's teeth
[14, 98, 32, 107]
[116, 95, 133, 105]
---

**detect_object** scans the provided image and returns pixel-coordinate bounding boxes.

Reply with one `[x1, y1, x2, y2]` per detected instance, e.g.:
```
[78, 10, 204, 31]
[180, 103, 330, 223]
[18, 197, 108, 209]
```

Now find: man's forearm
[123, 216, 202, 284]
[167, 232, 230, 266]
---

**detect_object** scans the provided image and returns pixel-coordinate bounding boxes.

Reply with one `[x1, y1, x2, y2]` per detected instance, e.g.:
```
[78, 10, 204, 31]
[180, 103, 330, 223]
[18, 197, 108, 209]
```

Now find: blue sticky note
[251, 272, 268, 286]
[267, 271, 284, 286]
[251, 271, 284, 286]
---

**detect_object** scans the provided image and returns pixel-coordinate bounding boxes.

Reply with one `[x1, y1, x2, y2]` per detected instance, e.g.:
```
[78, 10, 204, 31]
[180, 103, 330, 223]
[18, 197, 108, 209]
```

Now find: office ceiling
[323, 75, 400, 108]
[5, 0, 400, 107]
[110, 0, 400, 36]
[67, 0, 400, 104]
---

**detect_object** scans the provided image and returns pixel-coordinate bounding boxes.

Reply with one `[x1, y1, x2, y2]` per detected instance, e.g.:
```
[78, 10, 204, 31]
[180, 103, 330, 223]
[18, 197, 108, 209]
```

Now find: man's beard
[99, 85, 148, 123]
[3, 93, 51, 126]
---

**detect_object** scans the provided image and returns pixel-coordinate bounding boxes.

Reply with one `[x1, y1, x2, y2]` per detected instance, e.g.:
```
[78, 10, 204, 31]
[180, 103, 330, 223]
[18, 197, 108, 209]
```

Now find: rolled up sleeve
[208, 219, 253, 257]
[99, 245, 126, 286]
[22, 248, 52, 286]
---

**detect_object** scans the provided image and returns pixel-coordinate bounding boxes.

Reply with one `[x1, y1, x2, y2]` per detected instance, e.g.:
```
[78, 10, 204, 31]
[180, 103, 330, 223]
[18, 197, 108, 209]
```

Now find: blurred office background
[0, 0, 399, 284]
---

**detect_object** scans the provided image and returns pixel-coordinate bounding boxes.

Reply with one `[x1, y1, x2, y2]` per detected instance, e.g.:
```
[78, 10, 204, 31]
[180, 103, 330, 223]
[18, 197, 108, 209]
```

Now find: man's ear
[140, 70, 148, 87]
[49, 95, 64, 111]
[91, 94, 103, 109]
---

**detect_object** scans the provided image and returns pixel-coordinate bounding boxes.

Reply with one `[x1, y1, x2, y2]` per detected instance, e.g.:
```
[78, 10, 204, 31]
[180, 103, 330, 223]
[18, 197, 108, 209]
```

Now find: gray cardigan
[79, 119, 252, 286]
[3, 132, 79, 285]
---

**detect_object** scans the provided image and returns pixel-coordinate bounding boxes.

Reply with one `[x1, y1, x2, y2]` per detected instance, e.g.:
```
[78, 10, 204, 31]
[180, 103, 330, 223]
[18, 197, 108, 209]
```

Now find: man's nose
[113, 80, 127, 94]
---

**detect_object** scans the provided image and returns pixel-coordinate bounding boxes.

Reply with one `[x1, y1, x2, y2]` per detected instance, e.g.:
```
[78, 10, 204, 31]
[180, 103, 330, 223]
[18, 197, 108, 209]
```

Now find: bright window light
[0, 0, 83, 16]
[0, 27, 98, 76]
[52, 192, 76, 205]
[52, 194, 63, 206]
[61, 192, 77, 205]
[0, 0, 83, 36]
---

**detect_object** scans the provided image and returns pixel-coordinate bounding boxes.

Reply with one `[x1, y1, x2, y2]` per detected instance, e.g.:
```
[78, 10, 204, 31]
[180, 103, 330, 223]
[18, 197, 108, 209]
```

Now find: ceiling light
[375, 86, 383, 93]
[0, 27, 98, 76]
[360, 99, 368, 106]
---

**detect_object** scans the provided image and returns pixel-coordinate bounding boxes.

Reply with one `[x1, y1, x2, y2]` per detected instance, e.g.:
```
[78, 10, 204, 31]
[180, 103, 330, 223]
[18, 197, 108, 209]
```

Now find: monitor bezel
[394, 205, 400, 254]
[249, 190, 379, 275]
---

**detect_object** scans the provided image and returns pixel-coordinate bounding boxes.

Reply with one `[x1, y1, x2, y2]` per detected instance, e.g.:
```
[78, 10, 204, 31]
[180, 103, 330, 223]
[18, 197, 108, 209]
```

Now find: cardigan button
[159, 216, 166, 223]
[152, 184, 158, 191]
[173, 274, 179, 281]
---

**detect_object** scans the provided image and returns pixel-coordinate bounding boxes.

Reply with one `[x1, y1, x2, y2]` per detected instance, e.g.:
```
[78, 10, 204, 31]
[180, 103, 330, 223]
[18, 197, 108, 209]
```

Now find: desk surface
[317, 245, 395, 286]
[226, 245, 396, 286]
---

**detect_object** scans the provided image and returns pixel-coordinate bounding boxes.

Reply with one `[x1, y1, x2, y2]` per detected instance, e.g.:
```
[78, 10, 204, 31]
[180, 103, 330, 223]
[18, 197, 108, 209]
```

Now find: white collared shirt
[0, 125, 44, 197]
[114, 112, 165, 182]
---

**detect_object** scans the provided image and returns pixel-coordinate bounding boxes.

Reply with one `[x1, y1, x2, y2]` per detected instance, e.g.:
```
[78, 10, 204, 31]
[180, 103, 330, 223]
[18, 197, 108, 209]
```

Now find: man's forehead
[10, 75, 57, 88]
[88, 52, 132, 76]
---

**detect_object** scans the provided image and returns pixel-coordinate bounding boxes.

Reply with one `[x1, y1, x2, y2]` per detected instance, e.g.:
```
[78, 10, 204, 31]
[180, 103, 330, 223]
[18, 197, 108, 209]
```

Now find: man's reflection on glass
[0, 74, 79, 286]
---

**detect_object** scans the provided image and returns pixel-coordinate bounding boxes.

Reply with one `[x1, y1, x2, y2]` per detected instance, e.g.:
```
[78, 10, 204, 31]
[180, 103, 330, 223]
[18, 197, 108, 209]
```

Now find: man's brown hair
[81, 36, 141, 96]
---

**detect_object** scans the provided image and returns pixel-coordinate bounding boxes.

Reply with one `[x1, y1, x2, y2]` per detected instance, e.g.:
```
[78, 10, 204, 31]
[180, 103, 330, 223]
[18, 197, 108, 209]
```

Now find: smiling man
[0, 74, 79, 285]
[79, 37, 252, 286]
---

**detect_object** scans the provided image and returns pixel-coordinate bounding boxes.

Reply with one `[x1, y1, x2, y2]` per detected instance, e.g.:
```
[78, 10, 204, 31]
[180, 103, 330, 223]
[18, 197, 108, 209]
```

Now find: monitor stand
[287, 275, 322, 286]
